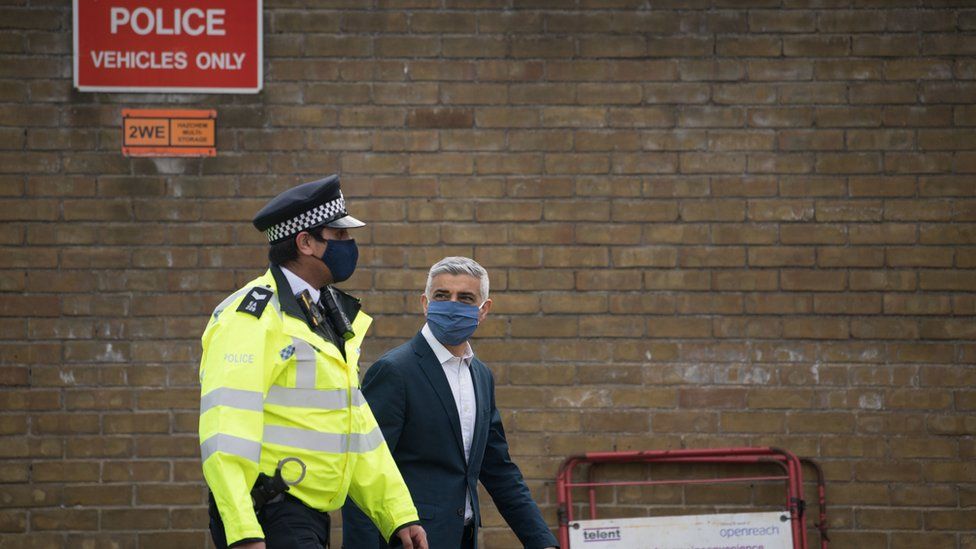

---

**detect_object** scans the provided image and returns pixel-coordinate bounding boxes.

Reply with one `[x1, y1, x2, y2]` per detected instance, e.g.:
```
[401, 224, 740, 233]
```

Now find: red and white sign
[73, 0, 262, 93]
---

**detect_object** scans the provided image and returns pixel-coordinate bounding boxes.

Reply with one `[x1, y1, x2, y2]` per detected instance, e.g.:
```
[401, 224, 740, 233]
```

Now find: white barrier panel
[568, 510, 793, 549]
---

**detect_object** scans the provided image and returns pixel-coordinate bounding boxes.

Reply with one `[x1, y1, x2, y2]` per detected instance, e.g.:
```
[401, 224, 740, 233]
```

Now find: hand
[395, 524, 428, 549]
[234, 543, 265, 549]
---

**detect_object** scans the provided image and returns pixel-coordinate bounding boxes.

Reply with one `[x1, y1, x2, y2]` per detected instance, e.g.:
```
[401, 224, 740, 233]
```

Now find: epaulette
[236, 287, 275, 318]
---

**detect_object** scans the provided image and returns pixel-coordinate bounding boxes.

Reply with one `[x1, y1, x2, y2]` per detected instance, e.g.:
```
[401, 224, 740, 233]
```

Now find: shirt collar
[421, 323, 473, 366]
[280, 265, 320, 304]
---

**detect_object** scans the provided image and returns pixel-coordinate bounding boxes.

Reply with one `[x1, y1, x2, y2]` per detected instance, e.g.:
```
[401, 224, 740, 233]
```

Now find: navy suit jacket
[341, 332, 558, 549]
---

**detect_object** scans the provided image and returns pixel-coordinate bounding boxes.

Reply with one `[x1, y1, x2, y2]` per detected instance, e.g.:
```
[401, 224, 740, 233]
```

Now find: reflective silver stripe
[263, 425, 385, 454]
[201, 387, 264, 414]
[265, 424, 345, 453]
[351, 388, 366, 406]
[200, 433, 261, 463]
[212, 287, 249, 318]
[293, 338, 316, 388]
[265, 386, 348, 409]
[350, 426, 385, 453]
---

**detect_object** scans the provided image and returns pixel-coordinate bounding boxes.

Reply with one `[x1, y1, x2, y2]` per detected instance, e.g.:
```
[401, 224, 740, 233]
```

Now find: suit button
[457, 508, 464, 517]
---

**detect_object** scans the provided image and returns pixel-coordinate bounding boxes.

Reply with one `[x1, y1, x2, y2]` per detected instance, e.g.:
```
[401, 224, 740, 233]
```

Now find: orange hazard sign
[122, 109, 216, 157]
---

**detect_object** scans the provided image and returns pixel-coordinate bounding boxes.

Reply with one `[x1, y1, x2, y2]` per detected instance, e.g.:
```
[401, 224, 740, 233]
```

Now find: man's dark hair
[268, 225, 326, 265]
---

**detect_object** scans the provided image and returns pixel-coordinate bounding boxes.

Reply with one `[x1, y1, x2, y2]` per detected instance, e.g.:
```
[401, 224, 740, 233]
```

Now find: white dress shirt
[421, 323, 476, 523]
[280, 265, 320, 303]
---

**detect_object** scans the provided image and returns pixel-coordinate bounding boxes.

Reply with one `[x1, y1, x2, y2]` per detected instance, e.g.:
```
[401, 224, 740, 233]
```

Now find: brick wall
[2, 2, 975, 548]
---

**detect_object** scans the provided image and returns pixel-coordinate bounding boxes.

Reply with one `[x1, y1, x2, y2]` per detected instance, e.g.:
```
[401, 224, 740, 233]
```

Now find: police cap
[252, 175, 365, 243]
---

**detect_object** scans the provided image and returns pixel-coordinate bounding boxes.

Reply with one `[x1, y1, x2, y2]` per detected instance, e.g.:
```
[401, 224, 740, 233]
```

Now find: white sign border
[568, 510, 794, 549]
[73, 0, 263, 94]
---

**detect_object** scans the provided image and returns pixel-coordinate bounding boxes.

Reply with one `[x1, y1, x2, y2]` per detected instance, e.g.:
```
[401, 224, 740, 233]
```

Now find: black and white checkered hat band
[265, 195, 346, 242]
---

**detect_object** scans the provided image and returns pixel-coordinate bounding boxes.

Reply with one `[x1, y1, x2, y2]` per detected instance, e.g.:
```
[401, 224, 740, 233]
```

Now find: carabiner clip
[276, 457, 307, 487]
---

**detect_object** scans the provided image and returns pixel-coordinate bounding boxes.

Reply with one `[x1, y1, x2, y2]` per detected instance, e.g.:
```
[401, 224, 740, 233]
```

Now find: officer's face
[294, 227, 355, 285]
[421, 274, 491, 323]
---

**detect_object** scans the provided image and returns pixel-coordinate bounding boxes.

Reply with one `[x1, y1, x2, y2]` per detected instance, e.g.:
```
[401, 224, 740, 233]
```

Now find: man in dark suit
[342, 257, 558, 549]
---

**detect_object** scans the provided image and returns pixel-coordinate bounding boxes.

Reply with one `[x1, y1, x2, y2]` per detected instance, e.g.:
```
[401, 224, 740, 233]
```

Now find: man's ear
[478, 298, 492, 323]
[294, 232, 318, 257]
[421, 294, 429, 315]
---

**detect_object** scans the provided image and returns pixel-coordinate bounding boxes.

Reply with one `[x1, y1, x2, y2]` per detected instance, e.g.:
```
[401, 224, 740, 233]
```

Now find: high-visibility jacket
[198, 266, 418, 546]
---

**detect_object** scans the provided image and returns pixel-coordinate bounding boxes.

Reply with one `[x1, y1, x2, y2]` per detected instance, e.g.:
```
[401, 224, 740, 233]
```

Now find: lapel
[469, 357, 491, 466]
[412, 332, 465, 459]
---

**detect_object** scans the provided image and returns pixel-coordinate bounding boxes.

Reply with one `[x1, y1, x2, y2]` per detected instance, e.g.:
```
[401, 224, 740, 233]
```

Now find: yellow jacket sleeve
[345, 402, 419, 541]
[199, 311, 278, 545]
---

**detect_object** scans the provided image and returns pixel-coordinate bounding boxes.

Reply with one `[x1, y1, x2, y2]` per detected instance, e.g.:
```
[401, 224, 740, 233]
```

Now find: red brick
[850, 270, 917, 291]
[784, 317, 850, 339]
[919, 319, 976, 340]
[542, 293, 608, 314]
[920, 176, 976, 197]
[886, 152, 953, 174]
[717, 36, 781, 57]
[510, 131, 573, 152]
[749, 10, 816, 32]
[680, 152, 745, 173]
[608, 107, 674, 128]
[854, 34, 920, 56]
[0, 484, 63, 510]
[644, 270, 711, 290]
[712, 270, 777, 291]
[709, 223, 776, 244]
[782, 269, 847, 291]
[778, 130, 844, 151]
[748, 247, 815, 267]
[576, 271, 642, 291]
[679, 247, 745, 268]
[139, 532, 210, 549]
[885, 200, 954, 222]
[885, 106, 953, 127]
[780, 224, 846, 244]
[644, 83, 710, 104]
[815, 106, 883, 128]
[678, 106, 745, 127]
[680, 200, 744, 222]
[887, 247, 954, 268]
[647, 318, 713, 338]
[748, 199, 814, 221]
[678, 60, 746, 81]
[407, 108, 474, 129]
[817, 200, 883, 222]
[712, 83, 775, 106]
[819, 246, 885, 267]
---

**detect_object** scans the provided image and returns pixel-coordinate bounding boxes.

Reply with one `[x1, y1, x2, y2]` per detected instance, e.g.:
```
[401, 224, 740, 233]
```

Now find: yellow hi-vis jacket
[198, 266, 418, 546]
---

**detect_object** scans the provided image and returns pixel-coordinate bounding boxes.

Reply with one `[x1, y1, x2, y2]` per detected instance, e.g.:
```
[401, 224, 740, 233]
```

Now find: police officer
[198, 175, 427, 549]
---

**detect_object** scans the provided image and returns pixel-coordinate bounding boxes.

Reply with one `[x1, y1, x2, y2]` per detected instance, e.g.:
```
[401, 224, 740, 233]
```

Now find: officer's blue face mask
[321, 238, 358, 283]
[426, 299, 484, 346]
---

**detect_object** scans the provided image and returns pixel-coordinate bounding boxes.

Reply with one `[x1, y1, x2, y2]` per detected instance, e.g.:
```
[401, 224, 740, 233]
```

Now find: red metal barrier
[556, 447, 827, 549]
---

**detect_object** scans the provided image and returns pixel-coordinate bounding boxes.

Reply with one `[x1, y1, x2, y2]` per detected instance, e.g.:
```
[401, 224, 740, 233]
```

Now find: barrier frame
[555, 447, 828, 549]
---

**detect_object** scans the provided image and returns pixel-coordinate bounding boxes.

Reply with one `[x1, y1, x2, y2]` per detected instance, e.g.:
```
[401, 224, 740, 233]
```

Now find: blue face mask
[321, 238, 358, 283]
[426, 300, 482, 346]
